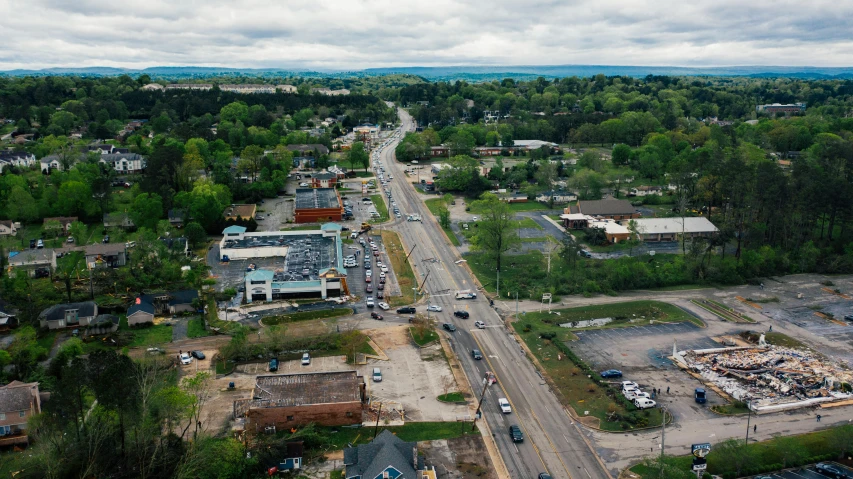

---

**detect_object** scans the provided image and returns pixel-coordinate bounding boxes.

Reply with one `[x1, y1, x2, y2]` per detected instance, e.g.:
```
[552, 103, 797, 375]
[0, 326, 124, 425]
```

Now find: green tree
[57, 181, 95, 217]
[348, 141, 369, 171]
[219, 101, 249, 124]
[184, 222, 207, 248]
[715, 438, 755, 477]
[240, 145, 265, 181]
[611, 144, 632, 165]
[68, 220, 87, 245]
[470, 193, 519, 273]
[5, 186, 39, 222]
[130, 193, 165, 231]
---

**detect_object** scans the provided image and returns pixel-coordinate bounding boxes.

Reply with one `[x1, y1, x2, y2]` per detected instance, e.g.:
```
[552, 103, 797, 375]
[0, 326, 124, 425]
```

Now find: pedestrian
[667, 386, 670, 394]
[769, 325, 773, 332]
[753, 424, 757, 433]
[817, 414, 822, 422]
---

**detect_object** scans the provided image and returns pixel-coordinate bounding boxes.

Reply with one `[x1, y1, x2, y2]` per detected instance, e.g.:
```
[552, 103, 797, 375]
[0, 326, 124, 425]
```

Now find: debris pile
[679, 344, 853, 412]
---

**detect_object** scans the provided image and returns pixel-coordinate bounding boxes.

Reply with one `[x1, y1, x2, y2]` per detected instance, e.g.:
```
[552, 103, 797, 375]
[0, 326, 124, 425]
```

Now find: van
[634, 398, 656, 409]
[350, 232, 358, 239]
[373, 367, 382, 382]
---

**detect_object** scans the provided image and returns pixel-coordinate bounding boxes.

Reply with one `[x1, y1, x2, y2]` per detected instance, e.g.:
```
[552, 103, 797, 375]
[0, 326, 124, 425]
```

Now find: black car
[29, 239, 36, 248]
[397, 307, 416, 314]
[191, 350, 206, 360]
[815, 463, 849, 478]
[269, 358, 279, 372]
[600, 369, 623, 378]
[844, 314, 853, 322]
[102, 235, 110, 244]
[453, 310, 470, 319]
[509, 425, 524, 442]
[442, 323, 456, 332]
[472, 349, 482, 360]
[538, 474, 552, 479]
[370, 312, 384, 320]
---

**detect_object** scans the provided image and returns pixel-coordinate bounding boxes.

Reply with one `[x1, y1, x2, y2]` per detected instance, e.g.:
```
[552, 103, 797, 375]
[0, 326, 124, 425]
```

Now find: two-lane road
[377, 109, 612, 479]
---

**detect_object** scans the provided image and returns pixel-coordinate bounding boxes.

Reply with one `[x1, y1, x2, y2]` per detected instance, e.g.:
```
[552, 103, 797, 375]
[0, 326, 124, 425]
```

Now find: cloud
[1, 0, 852, 70]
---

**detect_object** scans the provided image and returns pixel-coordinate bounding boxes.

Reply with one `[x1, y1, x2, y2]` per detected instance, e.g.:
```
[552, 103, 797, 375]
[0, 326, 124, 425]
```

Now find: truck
[455, 290, 477, 300]
[360, 223, 372, 234]
[407, 214, 422, 222]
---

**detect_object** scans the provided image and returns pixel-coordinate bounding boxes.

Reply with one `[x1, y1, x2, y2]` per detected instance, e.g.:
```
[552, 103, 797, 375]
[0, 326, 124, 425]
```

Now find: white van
[634, 398, 656, 409]
[623, 389, 639, 401]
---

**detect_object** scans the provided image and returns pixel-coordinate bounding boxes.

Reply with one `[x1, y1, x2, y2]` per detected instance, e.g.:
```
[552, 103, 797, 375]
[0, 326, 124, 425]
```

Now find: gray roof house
[8, 249, 57, 277]
[39, 301, 98, 330]
[127, 297, 156, 326]
[167, 290, 198, 314]
[343, 429, 435, 479]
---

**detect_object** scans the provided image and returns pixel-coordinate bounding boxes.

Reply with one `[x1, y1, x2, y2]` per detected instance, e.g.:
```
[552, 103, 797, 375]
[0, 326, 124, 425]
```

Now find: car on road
[191, 350, 206, 360]
[845, 314, 853, 322]
[366, 297, 375, 308]
[498, 397, 512, 413]
[474, 321, 485, 329]
[538, 474, 552, 479]
[600, 369, 623, 378]
[442, 323, 456, 332]
[370, 312, 384, 320]
[66, 236, 74, 243]
[453, 310, 469, 319]
[427, 305, 442, 312]
[397, 306, 416, 314]
[301, 353, 311, 365]
[378, 302, 390, 310]
[508, 425, 524, 442]
[299, 182, 309, 187]
[471, 349, 482, 360]
[179, 353, 192, 365]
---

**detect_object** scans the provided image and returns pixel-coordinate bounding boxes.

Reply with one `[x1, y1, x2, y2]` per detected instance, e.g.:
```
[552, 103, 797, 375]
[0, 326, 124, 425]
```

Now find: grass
[423, 198, 461, 246]
[36, 330, 58, 352]
[370, 194, 390, 222]
[119, 316, 173, 348]
[519, 301, 704, 329]
[437, 392, 466, 402]
[711, 401, 751, 415]
[318, 421, 479, 450]
[745, 296, 780, 303]
[410, 326, 439, 346]
[330, 472, 343, 479]
[187, 318, 210, 338]
[515, 217, 543, 230]
[468, 201, 550, 213]
[765, 331, 809, 349]
[380, 231, 416, 307]
[262, 308, 353, 325]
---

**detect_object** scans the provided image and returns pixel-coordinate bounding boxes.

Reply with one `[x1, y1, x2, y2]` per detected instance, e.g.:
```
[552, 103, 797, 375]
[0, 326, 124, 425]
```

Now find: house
[43, 216, 78, 235]
[223, 204, 257, 221]
[86, 314, 119, 335]
[168, 209, 188, 228]
[0, 220, 18, 237]
[536, 191, 577, 205]
[237, 371, 366, 434]
[8, 249, 56, 278]
[628, 186, 664, 197]
[0, 302, 16, 333]
[311, 171, 338, 188]
[0, 381, 42, 446]
[0, 151, 37, 172]
[311, 88, 350, 96]
[167, 290, 198, 314]
[141, 83, 165, 91]
[343, 429, 437, 479]
[628, 217, 719, 242]
[589, 219, 632, 244]
[83, 243, 128, 269]
[100, 153, 146, 173]
[430, 146, 449, 157]
[277, 85, 297, 93]
[39, 301, 98, 330]
[573, 199, 639, 220]
[160, 236, 189, 257]
[127, 296, 156, 326]
[502, 193, 528, 203]
[278, 442, 304, 471]
[286, 144, 330, 157]
[103, 212, 135, 230]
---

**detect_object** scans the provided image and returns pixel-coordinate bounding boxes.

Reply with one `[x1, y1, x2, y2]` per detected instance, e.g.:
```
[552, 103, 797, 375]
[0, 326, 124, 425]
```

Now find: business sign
[691, 443, 711, 458]
[692, 461, 707, 471]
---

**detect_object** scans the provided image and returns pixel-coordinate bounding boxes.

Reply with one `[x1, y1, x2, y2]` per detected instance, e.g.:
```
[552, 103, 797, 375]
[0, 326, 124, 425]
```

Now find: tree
[611, 143, 632, 165]
[181, 371, 214, 440]
[184, 222, 207, 248]
[57, 181, 95, 217]
[8, 326, 48, 379]
[559, 233, 582, 267]
[828, 424, 853, 460]
[240, 145, 265, 182]
[534, 161, 558, 191]
[626, 220, 641, 257]
[470, 193, 519, 274]
[56, 251, 83, 302]
[130, 193, 164, 231]
[348, 141, 369, 171]
[5, 186, 39, 222]
[447, 130, 475, 156]
[67, 220, 87, 244]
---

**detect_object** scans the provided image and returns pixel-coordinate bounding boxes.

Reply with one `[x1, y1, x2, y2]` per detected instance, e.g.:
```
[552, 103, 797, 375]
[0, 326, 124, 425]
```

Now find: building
[344, 429, 437, 479]
[165, 84, 213, 91]
[756, 103, 806, 114]
[589, 219, 632, 243]
[83, 243, 128, 269]
[502, 193, 528, 203]
[278, 442, 305, 472]
[511, 139, 561, 153]
[168, 209, 188, 228]
[311, 171, 338, 188]
[0, 151, 37, 172]
[286, 144, 330, 157]
[430, 146, 449, 157]
[536, 191, 577, 204]
[311, 88, 350, 96]
[167, 290, 199, 314]
[628, 186, 664, 197]
[0, 220, 18, 237]
[43, 216, 78, 235]
[294, 188, 343, 223]
[474, 146, 504, 157]
[223, 204, 257, 221]
[8, 249, 56, 277]
[353, 125, 379, 140]
[126, 290, 198, 325]
[100, 153, 146, 173]
[0, 381, 42, 446]
[127, 296, 155, 326]
[237, 371, 366, 434]
[39, 301, 98, 330]
[0, 302, 17, 333]
[141, 83, 164, 91]
[103, 212, 135, 230]
[629, 217, 719, 242]
[219, 84, 277, 94]
[277, 85, 297, 93]
[572, 199, 639, 220]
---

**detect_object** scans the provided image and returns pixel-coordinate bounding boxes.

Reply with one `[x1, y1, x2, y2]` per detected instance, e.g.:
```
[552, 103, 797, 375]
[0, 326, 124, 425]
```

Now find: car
[366, 284, 373, 293]
[694, 387, 707, 404]
[397, 307, 416, 314]
[442, 323, 456, 332]
[634, 398, 656, 409]
[102, 235, 110, 244]
[379, 272, 386, 279]
[508, 425, 524, 442]
[378, 302, 390, 310]
[372, 367, 382, 383]
[370, 312, 384, 320]
[377, 282, 385, 290]
[815, 463, 850, 478]
[472, 349, 483, 360]
[29, 239, 36, 248]
[427, 305, 442, 312]
[36, 239, 44, 249]
[381, 266, 389, 273]
[474, 321, 486, 329]
[179, 353, 192, 365]
[453, 310, 470, 319]
[845, 314, 853, 322]
[299, 182, 309, 187]
[379, 277, 386, 284]
[269, 358, 279, 371]
[538, 474, 552, 479]
[301, 353, 311, 365]
[498, 397, 512, 413]
[66, 236, 74, 243]
[472, 216, 479, 221]
[365, 276, 372, 283]
[600, 369, 623, 378]
[191, 350, 206, 360]
[366, 297, 375, 307]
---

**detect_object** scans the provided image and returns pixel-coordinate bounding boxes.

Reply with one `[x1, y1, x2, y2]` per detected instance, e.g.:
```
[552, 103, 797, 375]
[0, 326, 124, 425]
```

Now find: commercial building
[223, 204, 257, 221]
[589, 219, 632, 243]
[237, 371, 366, 434]
[294, 188, 343, 223]
[629, 217, 719, 242]
[756, 103, 806, 114]
[569, 199, 639, 221]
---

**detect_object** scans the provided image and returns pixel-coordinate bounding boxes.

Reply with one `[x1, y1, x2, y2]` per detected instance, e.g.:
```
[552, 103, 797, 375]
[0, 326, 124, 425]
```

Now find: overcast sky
[1, 0, 851, 70]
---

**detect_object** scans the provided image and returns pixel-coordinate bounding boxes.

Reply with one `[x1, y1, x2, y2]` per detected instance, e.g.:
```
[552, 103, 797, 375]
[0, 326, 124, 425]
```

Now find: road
[379, 108, 611, 479]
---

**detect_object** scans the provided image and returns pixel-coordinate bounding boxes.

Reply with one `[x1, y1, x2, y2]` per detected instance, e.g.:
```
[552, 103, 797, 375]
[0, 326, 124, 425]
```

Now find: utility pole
[373, 402, 383, 438]
[496, 269, 500, 298]
[471, 376, 490, 431]
[405, 244, 417, 260]
[745, 400, 752, 444]
[515, 292, 519, 317]
[659, 405, 667, 477]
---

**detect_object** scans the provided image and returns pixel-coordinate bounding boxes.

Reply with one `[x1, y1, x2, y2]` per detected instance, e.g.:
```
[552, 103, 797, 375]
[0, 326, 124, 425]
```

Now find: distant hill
[3, 64, 853, 80]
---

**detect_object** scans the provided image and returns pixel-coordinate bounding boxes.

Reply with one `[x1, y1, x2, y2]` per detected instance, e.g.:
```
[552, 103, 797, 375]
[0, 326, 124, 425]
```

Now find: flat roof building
[223, 204, 257, 221]
[295, 188, 343, 223]
[628, 217, 719, 242]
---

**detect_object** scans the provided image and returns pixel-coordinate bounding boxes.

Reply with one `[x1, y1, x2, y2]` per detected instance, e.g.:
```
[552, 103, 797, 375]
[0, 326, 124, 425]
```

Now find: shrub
[540, 331, 556, 340]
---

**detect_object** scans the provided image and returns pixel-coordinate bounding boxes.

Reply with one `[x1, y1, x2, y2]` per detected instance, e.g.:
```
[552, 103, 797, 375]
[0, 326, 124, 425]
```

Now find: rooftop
[578, 199, 636, 216]
[8, 249, 54, 265]
[250, 371, 362, 408]
[223, 204, 257, 219]
[344, 429, 420, 479]
[631, 217, 719, 235]
[0, 381, 40, 413]
[226, 231, 340, 282]
[295, 188, 341, 210]
[40, 301, 97, 321]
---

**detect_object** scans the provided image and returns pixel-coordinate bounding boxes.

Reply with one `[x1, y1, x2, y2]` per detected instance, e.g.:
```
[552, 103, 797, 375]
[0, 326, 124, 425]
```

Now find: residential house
[0, 151, 37, 172]
[83, 243, 128, 269]
[0, 302, 16, 333]
[277, 85, 297, 93]
[278, 442, 304, 472]
[167, 290, 198, 314]
[628, 186, 663, 197]
[219, 84, 276, 94]
[286, 144, 330, 157]
[141, 83, 165, 91]
[100, 153, 146, 173]
[8, 249, 56, 277]
[86, 314, 119, 335]
[160, 236, 190, 257]
[39, 301, 98, 330]
[0, 381, 42, 446]
[43, 216, 78, 235]
[536, 191, 577, 205]
[39, 155, 66, 172]
[0, 220, 18, 237]
[311, 88, 350, 96]
[103, 212, 135, 230]
[573, 199, 639, 221]
[343, 429, 437, 479]
[223, 204, 257, 221]
[168, 209, 188, 228]
[127, 296, 156, 326]
[628, 217, 719, 242]
[311, 171, 338, 188]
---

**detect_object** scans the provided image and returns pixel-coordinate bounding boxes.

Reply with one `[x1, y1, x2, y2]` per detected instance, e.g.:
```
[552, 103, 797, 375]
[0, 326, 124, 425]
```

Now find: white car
[377, 301, 390, 310]
[475, 321, 486, 329]
[379, 272, 386, 279]
[427, 305, 442, 312]
[299, 182, 309, 187]
[472, 216, 479, 221]
[381, 266, 389, 273]
[179, 353, 192, 365]
[366, 297, 375, 307]
[301, 353, 311, 365]
[498, 398, 512, 414]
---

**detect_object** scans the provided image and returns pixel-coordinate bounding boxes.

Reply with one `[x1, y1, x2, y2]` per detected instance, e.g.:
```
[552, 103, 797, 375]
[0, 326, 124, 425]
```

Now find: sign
[692, 462, 707, 471]
[691, 443, 711, 458]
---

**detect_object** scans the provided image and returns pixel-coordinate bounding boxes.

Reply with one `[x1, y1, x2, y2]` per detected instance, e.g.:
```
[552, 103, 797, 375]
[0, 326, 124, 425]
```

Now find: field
[424, 198, 461, 246]
[262, 308, 353, 325]
[317, 421, 479, 450]
[468, 201, 550, 213]
[410, 326, 439, 346]
[519, 300, 703, 329]
[381, 231, 417, 307]
[187, 318, 210, 338]
[370, 194, 390, 222]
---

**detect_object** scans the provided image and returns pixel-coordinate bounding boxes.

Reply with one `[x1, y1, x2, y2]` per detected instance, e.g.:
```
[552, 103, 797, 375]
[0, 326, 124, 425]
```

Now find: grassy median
[381, 230, 417, 307]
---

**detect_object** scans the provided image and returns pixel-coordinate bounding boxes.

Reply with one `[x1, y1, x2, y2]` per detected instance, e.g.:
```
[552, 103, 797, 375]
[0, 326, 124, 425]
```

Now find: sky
[1, 0, 852, 70]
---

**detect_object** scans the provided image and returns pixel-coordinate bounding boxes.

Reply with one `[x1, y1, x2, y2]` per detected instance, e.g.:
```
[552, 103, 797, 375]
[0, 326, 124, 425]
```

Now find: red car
[365, 276, 372, 283]
[378, 283, 385, 290]
[366, 284, 373, 293]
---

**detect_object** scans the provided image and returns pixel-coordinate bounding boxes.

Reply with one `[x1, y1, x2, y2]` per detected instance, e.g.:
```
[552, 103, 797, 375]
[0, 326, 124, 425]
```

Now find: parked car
[471, 349, 483, 360]
[377, 302, 390, 310]
[508, 425, 524, 442]
[269, 358, 279, 371]
[427, 305, 442, 312]
[600, 369, 623, 378]
[453, 310, 470, 319]
[301, 353, 311, 366]
[36, 239, 44, 249]
[815, 463, 850, 478]
[844, 314, 853, 322]
[299, 182, 309, 187]
[372, 367, 382, 382]
[694, 388, 707, 404]
[538, 475, 552, 479]
[634, 398, 656, 409]
[66, 236, 74, 243]
[498, 397, 512, 413]
[102, 235, 110, 243]
[370, 312, 384, 320]
[397, 306, 416, 314]
[474, 321, 486, 329]
[191, 350, 206, 360]
[442, 323, 457, 332]
[179, 353, 192, 365]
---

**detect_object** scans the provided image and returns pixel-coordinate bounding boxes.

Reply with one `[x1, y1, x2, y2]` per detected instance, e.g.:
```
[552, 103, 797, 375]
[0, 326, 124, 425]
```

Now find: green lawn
[519, 300, 704, 329]
[119, 317, 173, 348]
[437, 392, 466, 402]
[410, 326, 439, 346]
[423, 198, 461, 245]
[187, 318, 210, 338]
[370, 194, 390, 222]
[381, 231, 417, 307]
[262, 308, 353, 325]
[468, 201, 549, 214]
[318, 421, 480, 450]
[36, 330, 58, 352]
[515, 217, 543, 230]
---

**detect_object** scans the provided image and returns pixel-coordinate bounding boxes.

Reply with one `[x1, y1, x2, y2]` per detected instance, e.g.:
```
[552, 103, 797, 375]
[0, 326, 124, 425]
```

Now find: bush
[540, 331, 556, 340]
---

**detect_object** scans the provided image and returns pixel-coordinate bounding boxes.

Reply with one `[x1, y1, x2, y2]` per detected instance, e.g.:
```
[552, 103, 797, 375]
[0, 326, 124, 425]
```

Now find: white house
[0, 152, 37, 172]
[100, 153, 146, 173]
[0, 220, 18, 236]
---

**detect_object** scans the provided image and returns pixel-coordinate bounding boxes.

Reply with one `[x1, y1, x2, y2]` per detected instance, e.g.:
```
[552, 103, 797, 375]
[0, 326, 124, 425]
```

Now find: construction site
[675, 334, 853, 413]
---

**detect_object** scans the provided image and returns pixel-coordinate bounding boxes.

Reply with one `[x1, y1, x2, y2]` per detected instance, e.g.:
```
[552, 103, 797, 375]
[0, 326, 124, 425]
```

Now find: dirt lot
[421, 436, 498, 479]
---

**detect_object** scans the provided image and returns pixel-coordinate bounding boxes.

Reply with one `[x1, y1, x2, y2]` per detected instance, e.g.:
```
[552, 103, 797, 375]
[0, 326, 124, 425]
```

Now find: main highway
[375, 108, 612, 479]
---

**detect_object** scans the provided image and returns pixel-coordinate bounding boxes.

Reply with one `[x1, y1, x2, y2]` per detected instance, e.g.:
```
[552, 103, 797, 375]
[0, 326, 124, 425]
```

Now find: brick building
[568, 199, 639, 221]
[294, 188, 343, 223]
[237, 371, 366, 434]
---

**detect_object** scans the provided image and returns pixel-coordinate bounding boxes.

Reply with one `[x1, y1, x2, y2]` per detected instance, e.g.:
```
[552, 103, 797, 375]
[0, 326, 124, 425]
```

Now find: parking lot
[745, 462, 853, 479]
